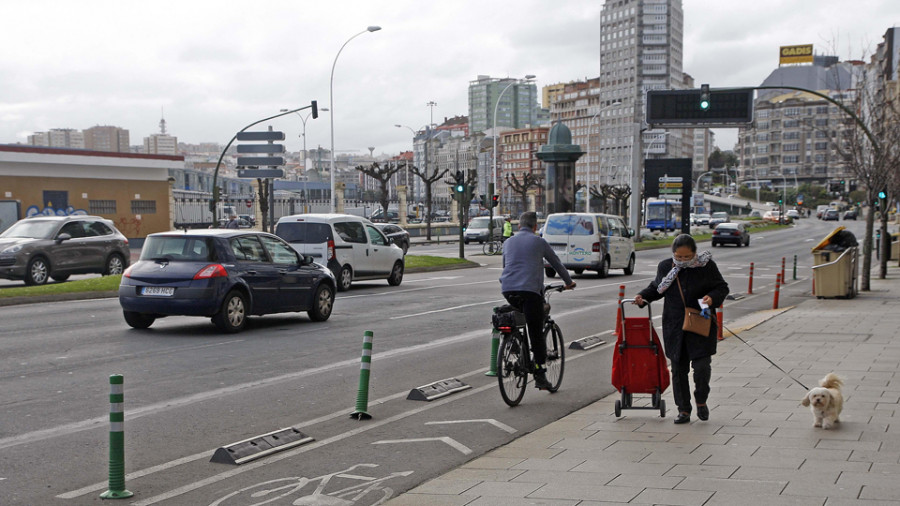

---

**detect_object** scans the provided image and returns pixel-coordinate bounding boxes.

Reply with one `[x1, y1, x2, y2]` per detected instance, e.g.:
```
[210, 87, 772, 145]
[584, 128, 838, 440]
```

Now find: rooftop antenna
[159, 107, 167, 135]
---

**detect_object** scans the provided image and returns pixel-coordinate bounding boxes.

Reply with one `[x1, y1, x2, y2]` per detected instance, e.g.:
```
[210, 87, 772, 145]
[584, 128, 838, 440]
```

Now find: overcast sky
[1, 0, 896, 157]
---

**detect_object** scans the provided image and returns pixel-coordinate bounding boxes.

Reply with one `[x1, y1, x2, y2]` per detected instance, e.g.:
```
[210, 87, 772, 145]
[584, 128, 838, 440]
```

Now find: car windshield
[712, 213, 728, 219]
[140, 236, 215, 262]
[468, 218, 491, 228]
[544, 215, 594, 236]
[0, 220, 58, 239]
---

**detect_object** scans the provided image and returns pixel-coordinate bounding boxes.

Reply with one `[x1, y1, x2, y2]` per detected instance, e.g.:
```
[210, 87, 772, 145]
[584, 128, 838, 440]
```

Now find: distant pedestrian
[633, 234, 729, 425]
[225, 215, 239, 229]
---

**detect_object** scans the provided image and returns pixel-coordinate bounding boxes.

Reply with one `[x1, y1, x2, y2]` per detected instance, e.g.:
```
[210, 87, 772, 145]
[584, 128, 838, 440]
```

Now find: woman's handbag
[676, 277, 712, 336]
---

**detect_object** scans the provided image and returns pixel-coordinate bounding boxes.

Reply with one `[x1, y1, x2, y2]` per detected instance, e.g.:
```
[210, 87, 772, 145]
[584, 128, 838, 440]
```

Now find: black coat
[637, 258, 729, 363]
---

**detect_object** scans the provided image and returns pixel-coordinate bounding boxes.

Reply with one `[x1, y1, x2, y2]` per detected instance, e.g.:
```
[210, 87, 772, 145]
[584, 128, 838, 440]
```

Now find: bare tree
[506, 172, 543, 215]
[355, 162, 405, 220]
[410, 164, 449, 240]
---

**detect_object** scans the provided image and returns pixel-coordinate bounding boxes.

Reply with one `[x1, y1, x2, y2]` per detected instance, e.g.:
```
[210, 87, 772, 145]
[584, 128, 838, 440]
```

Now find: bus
[646, 199, 682, 231]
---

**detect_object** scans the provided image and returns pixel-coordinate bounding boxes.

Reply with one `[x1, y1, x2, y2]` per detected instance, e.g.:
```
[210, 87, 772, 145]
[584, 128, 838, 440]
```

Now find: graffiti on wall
[116, 216, 143, 237]
[25, 205, 87, 218]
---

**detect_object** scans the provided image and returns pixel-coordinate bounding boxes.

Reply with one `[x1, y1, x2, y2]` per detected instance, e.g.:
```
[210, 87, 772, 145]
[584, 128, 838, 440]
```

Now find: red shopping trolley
[611, 299, 669, 417]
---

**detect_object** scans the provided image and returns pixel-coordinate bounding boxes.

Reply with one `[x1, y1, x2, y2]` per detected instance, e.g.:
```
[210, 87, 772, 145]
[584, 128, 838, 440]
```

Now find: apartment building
[467, 75, 541, 135]
[83, 125, 130, 152]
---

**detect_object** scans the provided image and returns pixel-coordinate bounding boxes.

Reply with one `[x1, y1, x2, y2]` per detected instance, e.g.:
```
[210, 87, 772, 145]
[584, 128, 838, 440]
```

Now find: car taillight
[592, 242, 600, 253]
[327, 239, 335, 261]
[123, 265, 134, 278]
[194, 264, 227, 279]
[713, 230, 719, 235]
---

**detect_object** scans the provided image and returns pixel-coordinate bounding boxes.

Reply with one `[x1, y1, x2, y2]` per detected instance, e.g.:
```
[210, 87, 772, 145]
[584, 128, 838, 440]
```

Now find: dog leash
[722, 324, 809, 391]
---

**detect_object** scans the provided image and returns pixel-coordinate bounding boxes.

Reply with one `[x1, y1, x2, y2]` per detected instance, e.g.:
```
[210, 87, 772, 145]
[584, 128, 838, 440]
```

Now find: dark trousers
[503, 291, 546, 365]
[671, 354, 711, 414]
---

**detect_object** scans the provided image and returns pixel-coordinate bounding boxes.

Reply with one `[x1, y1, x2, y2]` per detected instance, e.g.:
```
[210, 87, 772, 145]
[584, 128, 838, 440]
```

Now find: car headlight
[1, 244, 23, 254]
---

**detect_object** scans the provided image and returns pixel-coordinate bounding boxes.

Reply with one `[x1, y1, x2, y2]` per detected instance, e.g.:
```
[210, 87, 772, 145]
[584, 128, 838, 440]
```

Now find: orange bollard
[748, 262, 754, 294]
[773, 273, 781, 309]
[781, 257, 786, 285]
[614, 284, 625, 336]
[716, 305, 724, 340]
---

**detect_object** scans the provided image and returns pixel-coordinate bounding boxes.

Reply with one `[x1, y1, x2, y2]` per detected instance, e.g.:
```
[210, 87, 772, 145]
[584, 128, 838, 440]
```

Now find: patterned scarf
[657, 250, 712, 294]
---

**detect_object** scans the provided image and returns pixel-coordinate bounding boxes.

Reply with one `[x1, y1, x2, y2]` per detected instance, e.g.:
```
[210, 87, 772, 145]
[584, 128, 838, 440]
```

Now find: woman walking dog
[633, 234, 729, 424]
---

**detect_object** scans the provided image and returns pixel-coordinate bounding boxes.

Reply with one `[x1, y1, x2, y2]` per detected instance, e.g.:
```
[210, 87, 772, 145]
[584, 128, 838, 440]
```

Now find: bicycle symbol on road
[209, 463, 413, 506]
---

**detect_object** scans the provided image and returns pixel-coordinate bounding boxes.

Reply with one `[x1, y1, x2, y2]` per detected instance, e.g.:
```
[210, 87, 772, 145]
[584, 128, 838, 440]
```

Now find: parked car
[842, 209, 858, 220]
[822, 209, 840, 221]
[785, 209, 801, 220]
[464, 216, 506, 244]
[541, 212, 635, 278]
[0, 215, 130, 286]
[712, 222, 750, 247]
[118, 230, 335, 332]
[748, 210, 763, 219]
[375, 223, 410, 254]
[275, 214, 405, 291]
[708, 212, 730, 228]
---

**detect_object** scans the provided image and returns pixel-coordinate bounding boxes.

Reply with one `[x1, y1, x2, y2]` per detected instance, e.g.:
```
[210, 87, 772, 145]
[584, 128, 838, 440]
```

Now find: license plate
[141, 286, 174, 297]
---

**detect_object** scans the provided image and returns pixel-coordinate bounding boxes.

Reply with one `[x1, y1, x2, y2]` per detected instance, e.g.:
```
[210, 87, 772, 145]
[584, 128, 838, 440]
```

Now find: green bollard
[350, 331, 374, 420]
[100, 374, 133, 499]
[793, 254, 798, 280]
[485, 330, 500, 376]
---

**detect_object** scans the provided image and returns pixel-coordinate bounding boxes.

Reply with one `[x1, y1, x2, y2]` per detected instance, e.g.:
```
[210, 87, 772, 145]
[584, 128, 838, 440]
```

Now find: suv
[275, 214, 405, 291]
[541, 212, 636, 278]
[0, 215, 130, 285]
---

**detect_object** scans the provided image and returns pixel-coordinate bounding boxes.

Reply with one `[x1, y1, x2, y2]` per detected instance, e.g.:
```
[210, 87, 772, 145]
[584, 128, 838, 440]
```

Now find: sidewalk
[387, 270, 900, 505]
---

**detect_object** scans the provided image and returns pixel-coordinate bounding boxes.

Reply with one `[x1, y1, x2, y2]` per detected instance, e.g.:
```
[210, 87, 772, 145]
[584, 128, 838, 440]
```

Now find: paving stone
[462, 480, 543, 498]
[384, 493, 476, 506]
[440, 468, 525, 482]
[528, 483, 643, 503]
[676, 476, 787, 494]
[630, 487, 714, 505]
[781, 480, 862, 498]
[510, 470, 617, 487]
[511, 457, 589, 472]
[704, 491, 825, 505]
[467, 497, 578, 506]
[410, 479, 481, 495]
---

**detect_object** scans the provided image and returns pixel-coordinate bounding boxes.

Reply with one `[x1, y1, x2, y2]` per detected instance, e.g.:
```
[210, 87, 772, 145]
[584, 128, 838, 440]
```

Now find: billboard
[780, 44, 814, 65]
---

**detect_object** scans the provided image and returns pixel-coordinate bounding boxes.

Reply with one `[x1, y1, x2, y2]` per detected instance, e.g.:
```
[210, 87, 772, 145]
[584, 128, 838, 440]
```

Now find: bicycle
[483, 238, 503, 256]
[492, 283, 566, 406]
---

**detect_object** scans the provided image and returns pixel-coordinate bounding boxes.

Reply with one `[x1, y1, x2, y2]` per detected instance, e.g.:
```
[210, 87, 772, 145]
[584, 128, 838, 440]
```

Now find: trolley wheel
[624, 392, 633, 408]
[614, 400, 622, 417]
[660, 399, 666, 418]
[651, 390, 659, 407]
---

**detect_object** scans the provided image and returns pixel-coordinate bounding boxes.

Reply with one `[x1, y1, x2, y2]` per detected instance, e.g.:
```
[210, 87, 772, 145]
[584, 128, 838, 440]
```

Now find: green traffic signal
[878, 191, 887, 199]
[699, 84, 710, 111]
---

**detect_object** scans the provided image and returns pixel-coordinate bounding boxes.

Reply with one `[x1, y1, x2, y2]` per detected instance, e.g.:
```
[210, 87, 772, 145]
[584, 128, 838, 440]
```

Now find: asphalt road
[0, 217, 868, 505]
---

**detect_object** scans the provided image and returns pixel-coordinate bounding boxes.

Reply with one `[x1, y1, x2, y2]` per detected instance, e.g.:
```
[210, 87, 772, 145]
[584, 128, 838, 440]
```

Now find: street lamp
[329, 25, 381, 213]
[281, 107, 328, 177]
[492, 75, 535, 189]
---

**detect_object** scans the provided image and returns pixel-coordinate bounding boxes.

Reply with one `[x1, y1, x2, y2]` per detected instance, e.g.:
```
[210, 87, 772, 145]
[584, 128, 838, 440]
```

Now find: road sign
[237, 157, 285, 166]
[245, 199, 252, 208]
[237, 168, 284, 178]
[236, 131, 286, 141]
[647, 88, 754, 126]
[237, 144, 285, 153]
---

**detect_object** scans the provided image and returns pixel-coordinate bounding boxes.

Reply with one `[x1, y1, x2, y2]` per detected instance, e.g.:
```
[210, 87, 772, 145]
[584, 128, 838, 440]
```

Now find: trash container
[812, 227, 858, 299]
[891, 232, 899, 261]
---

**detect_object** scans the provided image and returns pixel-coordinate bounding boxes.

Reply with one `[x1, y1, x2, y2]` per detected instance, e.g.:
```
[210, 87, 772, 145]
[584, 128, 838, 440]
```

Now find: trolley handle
[619, 298, 652, 321]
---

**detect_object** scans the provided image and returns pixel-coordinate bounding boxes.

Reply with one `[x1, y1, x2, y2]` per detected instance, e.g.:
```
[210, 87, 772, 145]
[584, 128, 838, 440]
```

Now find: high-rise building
[144, 115, 178, 155]
[28, 128, 85, 149]
[467, 75, 542, 135]
[83, 125, 130, 152]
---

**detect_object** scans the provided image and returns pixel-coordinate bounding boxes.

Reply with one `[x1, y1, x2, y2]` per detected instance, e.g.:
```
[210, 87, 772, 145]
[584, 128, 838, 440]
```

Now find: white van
[275, 214, 405, 291]
[464, 216, 506, 244]
[541, 212, 636, 278]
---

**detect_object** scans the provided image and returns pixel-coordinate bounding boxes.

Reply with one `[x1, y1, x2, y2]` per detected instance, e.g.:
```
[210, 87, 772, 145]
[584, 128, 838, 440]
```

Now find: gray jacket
[500, 229, 573, 294]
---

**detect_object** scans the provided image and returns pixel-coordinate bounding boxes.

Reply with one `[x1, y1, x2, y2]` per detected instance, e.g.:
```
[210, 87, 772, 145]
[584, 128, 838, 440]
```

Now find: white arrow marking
[425, 419, 517, 434]
[372, 437, 472, 455]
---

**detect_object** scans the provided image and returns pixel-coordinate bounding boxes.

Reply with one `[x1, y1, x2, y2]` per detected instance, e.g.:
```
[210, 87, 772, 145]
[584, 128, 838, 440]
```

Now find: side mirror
[627, 228, 635, 237]
[56, 233, 72, 243]
[387, 237, 394, 245]
[301, 255, 315, 266]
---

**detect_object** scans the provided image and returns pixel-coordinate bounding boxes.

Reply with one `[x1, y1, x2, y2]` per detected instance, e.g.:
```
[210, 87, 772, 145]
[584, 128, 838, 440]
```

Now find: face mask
[672, 255, 695, 267]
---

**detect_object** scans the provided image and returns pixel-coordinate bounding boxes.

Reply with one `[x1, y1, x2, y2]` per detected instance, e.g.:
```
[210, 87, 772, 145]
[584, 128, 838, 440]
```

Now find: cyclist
[501, 216, 513, 243]
[499, 211, 575, 390]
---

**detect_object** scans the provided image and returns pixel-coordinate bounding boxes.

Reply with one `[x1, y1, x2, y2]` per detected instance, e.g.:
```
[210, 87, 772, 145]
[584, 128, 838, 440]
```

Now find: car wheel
[545, 267, 556, 278]
[402, 241, 409, 255]
[573, 268, 584, 275]
[308, 283, 335, 322]
[598, 257, 610, 278]
[123, 310, 155, 329]
[212, 290, 247, 333]
[25, 257, 50, 286]
[388, 260, 404, 286]
[337, 265, 352, 292]
[624, 254, 635, 276]
[51, 274, 70, 282]
[711, 241, 717, 247]
[745, 238, 750, 247]
[464, 239, 469, 245]
[104, 253, 125, 276]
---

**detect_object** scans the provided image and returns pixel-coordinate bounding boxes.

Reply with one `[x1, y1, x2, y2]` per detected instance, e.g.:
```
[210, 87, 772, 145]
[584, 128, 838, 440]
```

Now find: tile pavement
[386, 270, 900, 505]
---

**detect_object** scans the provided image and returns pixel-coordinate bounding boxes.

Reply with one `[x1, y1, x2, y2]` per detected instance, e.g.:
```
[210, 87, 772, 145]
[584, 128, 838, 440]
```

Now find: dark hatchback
[711, 222, 750, 247]
[375, 223, 410, 254]
[118, 230, 336, 333]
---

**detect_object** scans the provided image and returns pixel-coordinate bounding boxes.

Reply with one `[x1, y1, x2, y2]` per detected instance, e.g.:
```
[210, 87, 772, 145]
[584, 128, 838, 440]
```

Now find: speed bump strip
[407, 378, 471, 401]
[210, 427, 314, 465]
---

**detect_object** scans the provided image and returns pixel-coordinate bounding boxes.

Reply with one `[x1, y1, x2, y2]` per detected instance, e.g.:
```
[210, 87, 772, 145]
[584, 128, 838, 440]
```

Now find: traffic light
[699, 84, 710, 111]
[479, 194, 487, 206]
[878, 190, 887, 199]
[453, 170, 464, 194]
[491, 194, 500, 208]
[849, 181, 857, 191]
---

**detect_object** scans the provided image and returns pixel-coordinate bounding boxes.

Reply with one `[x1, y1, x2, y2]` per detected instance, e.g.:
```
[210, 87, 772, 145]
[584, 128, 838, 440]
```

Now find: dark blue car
[118, 230, 336, 333]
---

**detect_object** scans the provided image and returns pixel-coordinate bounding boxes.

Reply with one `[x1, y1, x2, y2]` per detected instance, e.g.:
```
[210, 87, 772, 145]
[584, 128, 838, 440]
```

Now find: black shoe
[697, 405, 709, 421]
[533, 367, 552, 390]
[674, 412, 690, 424]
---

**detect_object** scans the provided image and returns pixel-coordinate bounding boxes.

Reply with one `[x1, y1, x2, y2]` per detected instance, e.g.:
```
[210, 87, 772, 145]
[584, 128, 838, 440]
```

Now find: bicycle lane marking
[127, 347, 609, 506]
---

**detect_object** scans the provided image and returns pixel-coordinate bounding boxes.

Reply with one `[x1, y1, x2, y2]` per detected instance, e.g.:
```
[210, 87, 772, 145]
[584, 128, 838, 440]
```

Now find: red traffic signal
[491, 194, 500, 207]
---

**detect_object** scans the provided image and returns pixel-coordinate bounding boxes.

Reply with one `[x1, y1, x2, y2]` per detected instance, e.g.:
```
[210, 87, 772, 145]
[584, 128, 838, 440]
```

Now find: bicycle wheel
[497, 334, 527, 406]
[543, 322, 565, 392]
[483, 240, 501, 256]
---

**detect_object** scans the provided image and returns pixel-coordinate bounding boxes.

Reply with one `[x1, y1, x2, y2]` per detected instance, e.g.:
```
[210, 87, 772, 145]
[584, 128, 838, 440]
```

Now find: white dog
[801, 373, 844, 429]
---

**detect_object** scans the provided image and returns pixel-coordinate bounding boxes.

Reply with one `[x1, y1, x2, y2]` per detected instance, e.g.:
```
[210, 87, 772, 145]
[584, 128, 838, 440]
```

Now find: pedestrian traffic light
[491, 194, 500, 208]
[699, 84, 710, 111]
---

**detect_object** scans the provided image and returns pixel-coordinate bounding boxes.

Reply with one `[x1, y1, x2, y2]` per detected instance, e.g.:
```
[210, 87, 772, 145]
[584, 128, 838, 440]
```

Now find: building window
[815, 142, 829, 150]
[89, 200, 117, 214]
[783, 143, 800, 152]
[131, 200, 157, 214]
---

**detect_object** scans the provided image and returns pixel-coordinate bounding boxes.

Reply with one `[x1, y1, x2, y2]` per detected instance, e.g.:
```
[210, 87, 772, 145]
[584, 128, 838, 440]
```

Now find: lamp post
[282, 107, 328, 178]
[329, 25, 381, 213]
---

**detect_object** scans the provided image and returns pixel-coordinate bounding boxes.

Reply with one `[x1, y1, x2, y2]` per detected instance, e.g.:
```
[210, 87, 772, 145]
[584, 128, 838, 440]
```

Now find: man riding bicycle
[499, 211, 575, 390]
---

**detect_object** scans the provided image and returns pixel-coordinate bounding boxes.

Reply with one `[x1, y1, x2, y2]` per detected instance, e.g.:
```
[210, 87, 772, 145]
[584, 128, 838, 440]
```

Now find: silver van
[464, 216, 506, 244]
[275, 214, 405, 291]
[541, 212, 636, 278]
